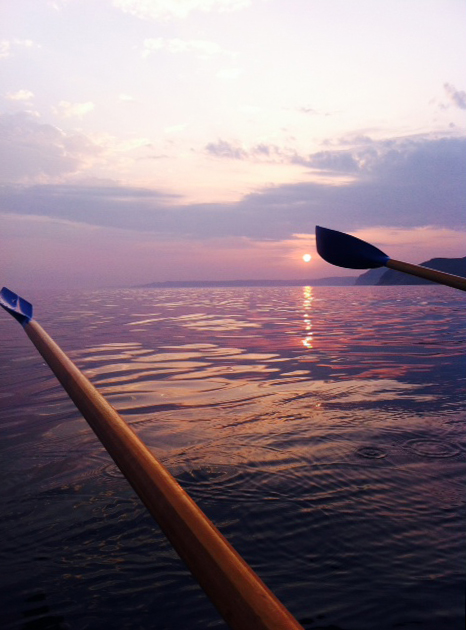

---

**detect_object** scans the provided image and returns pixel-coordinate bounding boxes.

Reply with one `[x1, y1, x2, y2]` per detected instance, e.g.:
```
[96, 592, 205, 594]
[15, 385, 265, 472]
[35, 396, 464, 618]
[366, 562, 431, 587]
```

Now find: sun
[302, 254, 312, 263]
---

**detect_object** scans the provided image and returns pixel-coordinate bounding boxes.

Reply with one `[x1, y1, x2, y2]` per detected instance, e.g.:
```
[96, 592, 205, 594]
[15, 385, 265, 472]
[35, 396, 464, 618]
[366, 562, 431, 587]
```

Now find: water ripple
[1, 286, 465, 630]
[402, 438, 461, 459]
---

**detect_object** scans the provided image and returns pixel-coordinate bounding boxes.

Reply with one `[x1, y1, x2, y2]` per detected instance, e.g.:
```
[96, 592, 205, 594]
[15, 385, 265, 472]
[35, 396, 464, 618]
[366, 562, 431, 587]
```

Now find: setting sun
[302, 254, 312, 263]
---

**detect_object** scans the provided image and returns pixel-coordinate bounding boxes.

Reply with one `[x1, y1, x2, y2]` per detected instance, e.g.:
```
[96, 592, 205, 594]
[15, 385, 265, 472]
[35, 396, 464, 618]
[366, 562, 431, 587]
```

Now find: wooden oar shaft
[24, 319, 303, 630]
[386, 259, 466, 292]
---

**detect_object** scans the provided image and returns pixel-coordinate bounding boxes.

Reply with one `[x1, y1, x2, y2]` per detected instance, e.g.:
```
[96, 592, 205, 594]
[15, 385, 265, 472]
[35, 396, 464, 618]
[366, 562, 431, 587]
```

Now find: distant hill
[355, 268, 387, 285]
[138, 276, 357, 289]
[356, 256, 466, 285]
[136, 257, 466, 288]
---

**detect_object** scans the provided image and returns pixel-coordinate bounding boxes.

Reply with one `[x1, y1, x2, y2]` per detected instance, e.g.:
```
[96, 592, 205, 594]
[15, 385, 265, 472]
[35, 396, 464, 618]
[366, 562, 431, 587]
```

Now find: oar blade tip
[0, 287, 33, 325]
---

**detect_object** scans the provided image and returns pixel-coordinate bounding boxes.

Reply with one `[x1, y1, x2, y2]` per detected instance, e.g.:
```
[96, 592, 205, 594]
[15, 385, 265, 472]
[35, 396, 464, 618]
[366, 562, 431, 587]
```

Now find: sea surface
[0, 286, 465, 630]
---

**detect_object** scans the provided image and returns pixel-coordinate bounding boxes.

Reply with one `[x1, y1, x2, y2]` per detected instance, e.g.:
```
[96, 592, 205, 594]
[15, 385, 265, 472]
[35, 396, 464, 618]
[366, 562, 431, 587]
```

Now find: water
[0, 286, 465, 629]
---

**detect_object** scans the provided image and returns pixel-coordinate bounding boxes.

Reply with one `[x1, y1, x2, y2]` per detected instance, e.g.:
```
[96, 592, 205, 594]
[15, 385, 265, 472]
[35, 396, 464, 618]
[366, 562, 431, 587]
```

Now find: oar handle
[24, 319, 303, 630]
[386, 259, 466, 292]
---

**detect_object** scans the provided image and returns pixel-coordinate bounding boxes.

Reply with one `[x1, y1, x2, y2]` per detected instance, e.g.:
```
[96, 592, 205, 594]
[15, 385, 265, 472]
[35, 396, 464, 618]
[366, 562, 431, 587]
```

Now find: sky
[1, 0, 465, 289]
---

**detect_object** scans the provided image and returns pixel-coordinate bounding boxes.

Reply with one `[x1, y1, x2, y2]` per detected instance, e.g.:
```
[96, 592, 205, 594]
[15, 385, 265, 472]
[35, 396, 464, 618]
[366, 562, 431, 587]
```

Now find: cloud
[117, 137, 151, 151]
[1, 212, 301, 289]
[164, 123, 187, 134]
[0, 38, 38, 59]
[285, 135, 466, 189]
[142, 37, 234, 59]
[118, 93, 136, 102]
[204, 136, 422, 173]
[237, 136, 466, 233]
[0, 112, 103, 183]
[6, 89, 34, 101]
[444, 83, 466, 110]
[205, 139, 288, 161]
[297, 106, 333, 117]
[205, 140, 247, 159]
[53, 100, 95, 118]
[47, 0, 72, 9]
[292, 150, 360, 173]
[1, 134, 465, 244]
[113, 0, 250, 20]
[352, 225, 466, 251]
[0, 41, 10, 59]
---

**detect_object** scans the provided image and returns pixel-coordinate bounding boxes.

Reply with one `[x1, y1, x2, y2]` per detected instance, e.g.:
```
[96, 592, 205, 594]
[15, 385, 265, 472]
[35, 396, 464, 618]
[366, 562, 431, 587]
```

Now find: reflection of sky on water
[0, 286, 465, 630]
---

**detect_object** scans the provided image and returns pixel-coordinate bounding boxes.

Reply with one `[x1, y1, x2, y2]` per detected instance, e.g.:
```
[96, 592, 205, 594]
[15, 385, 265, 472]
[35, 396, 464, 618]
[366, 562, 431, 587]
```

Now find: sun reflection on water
[302, 285, 314, 348]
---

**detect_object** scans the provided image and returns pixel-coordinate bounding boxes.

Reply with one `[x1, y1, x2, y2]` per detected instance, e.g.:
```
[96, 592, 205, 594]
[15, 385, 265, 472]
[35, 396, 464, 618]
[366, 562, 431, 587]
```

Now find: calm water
[0, 286, 465, 630]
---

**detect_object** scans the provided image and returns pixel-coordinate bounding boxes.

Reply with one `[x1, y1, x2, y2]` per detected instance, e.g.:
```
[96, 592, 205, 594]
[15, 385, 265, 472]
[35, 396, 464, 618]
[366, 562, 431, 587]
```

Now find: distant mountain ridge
[136, 257, 465, 289]
[356, 256, 466, 286]
[138, 276, 356, 288]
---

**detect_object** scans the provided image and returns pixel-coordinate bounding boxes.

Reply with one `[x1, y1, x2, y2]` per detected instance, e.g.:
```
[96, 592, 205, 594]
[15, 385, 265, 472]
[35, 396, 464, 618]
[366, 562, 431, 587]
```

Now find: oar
[0, 287, 303, 630]
[315, 226, 466, 292]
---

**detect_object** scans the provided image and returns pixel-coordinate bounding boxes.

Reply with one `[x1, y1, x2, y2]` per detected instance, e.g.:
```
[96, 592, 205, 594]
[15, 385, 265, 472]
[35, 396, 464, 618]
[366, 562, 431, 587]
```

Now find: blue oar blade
[0, 287, 34, 325]
[315, 226, 389, 269]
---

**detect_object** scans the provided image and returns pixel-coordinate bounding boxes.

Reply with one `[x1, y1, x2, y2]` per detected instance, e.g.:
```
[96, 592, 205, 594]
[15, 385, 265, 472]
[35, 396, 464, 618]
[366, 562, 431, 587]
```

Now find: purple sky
[1, 0, 465, 289]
